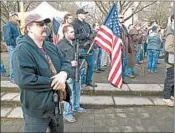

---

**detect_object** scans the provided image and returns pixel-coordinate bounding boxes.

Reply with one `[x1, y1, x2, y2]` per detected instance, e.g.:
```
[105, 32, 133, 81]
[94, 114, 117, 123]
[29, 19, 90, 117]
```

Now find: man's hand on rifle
[51, 71, 67, 91]
[71, 60, 78, 67]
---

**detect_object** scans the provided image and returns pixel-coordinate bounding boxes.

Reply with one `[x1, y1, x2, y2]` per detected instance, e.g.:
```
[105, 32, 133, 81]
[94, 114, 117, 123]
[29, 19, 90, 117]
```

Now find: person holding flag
[93, 3, 123, 88]
[118, 14, 132, 84]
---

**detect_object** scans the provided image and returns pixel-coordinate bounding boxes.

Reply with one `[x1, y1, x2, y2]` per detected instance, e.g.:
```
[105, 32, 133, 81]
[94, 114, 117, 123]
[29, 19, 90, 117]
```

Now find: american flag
[52, 17, 60, 45]
[93, 3, 123, 88]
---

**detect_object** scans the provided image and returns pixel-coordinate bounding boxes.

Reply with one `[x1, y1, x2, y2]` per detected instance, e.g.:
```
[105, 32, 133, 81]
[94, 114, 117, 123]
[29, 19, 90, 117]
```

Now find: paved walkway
[1, 53, 172, 133]
[1, 106, 173, 132]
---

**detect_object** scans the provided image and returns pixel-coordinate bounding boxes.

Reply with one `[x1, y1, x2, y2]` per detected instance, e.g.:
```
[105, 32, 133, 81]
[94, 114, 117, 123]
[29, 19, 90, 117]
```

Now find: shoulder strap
[45, 54, 57, 76]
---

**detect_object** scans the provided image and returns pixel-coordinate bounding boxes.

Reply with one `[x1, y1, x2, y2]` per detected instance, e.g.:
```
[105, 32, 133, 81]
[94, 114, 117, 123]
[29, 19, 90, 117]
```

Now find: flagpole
[79, 3, 116, 69]
[19, 1, 25, 35]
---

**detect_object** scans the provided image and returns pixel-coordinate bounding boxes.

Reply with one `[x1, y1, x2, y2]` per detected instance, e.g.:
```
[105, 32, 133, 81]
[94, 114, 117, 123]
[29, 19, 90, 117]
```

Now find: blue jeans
[93, 48, 99, 71]
[122, 55, 128, 80]
[93, 48, 102, 71]
[1, 60, 6, 75]
[64, 78, 81, 117]
[127, 67, 135, 76]
[144, 42, 147, 56]
[7, 45, 15, 80]
[136, 44, 143, 63]
[80, 49, 94, 85]
[23, 112, 63, 132]
[147, 50, 160, 72]
[97, 48, 102, 69]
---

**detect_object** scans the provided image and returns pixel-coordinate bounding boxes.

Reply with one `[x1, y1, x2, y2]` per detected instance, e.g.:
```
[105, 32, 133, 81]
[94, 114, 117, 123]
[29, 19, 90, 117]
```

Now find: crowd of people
[1, 7, 174, 132]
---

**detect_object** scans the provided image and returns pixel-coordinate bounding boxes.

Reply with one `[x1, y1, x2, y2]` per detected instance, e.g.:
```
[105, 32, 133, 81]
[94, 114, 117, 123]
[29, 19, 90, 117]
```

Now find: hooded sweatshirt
[12, 35, 72, 118]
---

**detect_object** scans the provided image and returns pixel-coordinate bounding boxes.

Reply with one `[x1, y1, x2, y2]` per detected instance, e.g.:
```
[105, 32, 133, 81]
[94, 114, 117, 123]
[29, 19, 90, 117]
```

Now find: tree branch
[122, 2, 134, 15]
[0, 17, 6, 24]
[94, 1, 107, 15]
[124, 1, 157, 22]
[119, 1, 122, 13]
[24, 1, 33, 12]
[1, 2, 9, 14]
[100, 2, 109, 15]
[121, 1, 126, 8]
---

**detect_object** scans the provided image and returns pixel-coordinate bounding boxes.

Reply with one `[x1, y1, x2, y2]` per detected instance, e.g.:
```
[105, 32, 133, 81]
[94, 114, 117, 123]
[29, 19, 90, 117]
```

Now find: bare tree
[94, 1, 157, 22]
[138, 2, 171, 28]
[1, 1, 40, 25]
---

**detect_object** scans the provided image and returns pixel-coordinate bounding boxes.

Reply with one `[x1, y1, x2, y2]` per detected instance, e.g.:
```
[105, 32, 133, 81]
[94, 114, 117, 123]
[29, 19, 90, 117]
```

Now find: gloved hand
[51, 71, 67, 91]
[71, 60, 78, 67]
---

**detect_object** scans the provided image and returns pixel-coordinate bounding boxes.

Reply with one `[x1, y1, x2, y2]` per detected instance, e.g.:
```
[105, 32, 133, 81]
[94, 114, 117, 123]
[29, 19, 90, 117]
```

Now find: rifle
[74, 40, 89, 81]
[53, 91, 64, 133]
[74, 40, 80, 82]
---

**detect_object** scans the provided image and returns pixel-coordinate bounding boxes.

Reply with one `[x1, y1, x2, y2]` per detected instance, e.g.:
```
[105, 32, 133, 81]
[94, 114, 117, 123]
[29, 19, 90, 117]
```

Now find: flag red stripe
[53, 34, 59, 45]
[94, 40, 111, 54]
[99, 27, 113, 39]
[95, 34, 112, 48]
[108, 37, 122, 88]
[109, 57, 121, 82]
[111, 38, 121, 66]
[110, 37, 119, 66]
[110, 49, 122, 86]
[110, 74, 122, 88]
[93, 24, 122, 88]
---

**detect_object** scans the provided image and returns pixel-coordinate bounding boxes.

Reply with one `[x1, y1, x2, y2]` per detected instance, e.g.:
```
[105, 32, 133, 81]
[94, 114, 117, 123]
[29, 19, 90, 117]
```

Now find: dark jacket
[128, 28, 139, 67]
[72, 19, 94, 50]
[12, 35, 72, 118]
[92, 29, 100, 49]
[3, 21, 20, 47]
[120, 24, 132, 56]
[56, 37, 76, 79]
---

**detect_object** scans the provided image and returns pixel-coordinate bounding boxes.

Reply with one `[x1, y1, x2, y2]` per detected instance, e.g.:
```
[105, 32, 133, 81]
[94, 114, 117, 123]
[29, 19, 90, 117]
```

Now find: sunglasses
[33, 21, 46, 27]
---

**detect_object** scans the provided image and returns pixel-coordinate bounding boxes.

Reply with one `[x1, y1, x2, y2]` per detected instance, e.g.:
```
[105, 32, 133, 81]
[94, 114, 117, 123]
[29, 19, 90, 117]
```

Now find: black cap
[76, 9, 88, 15]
